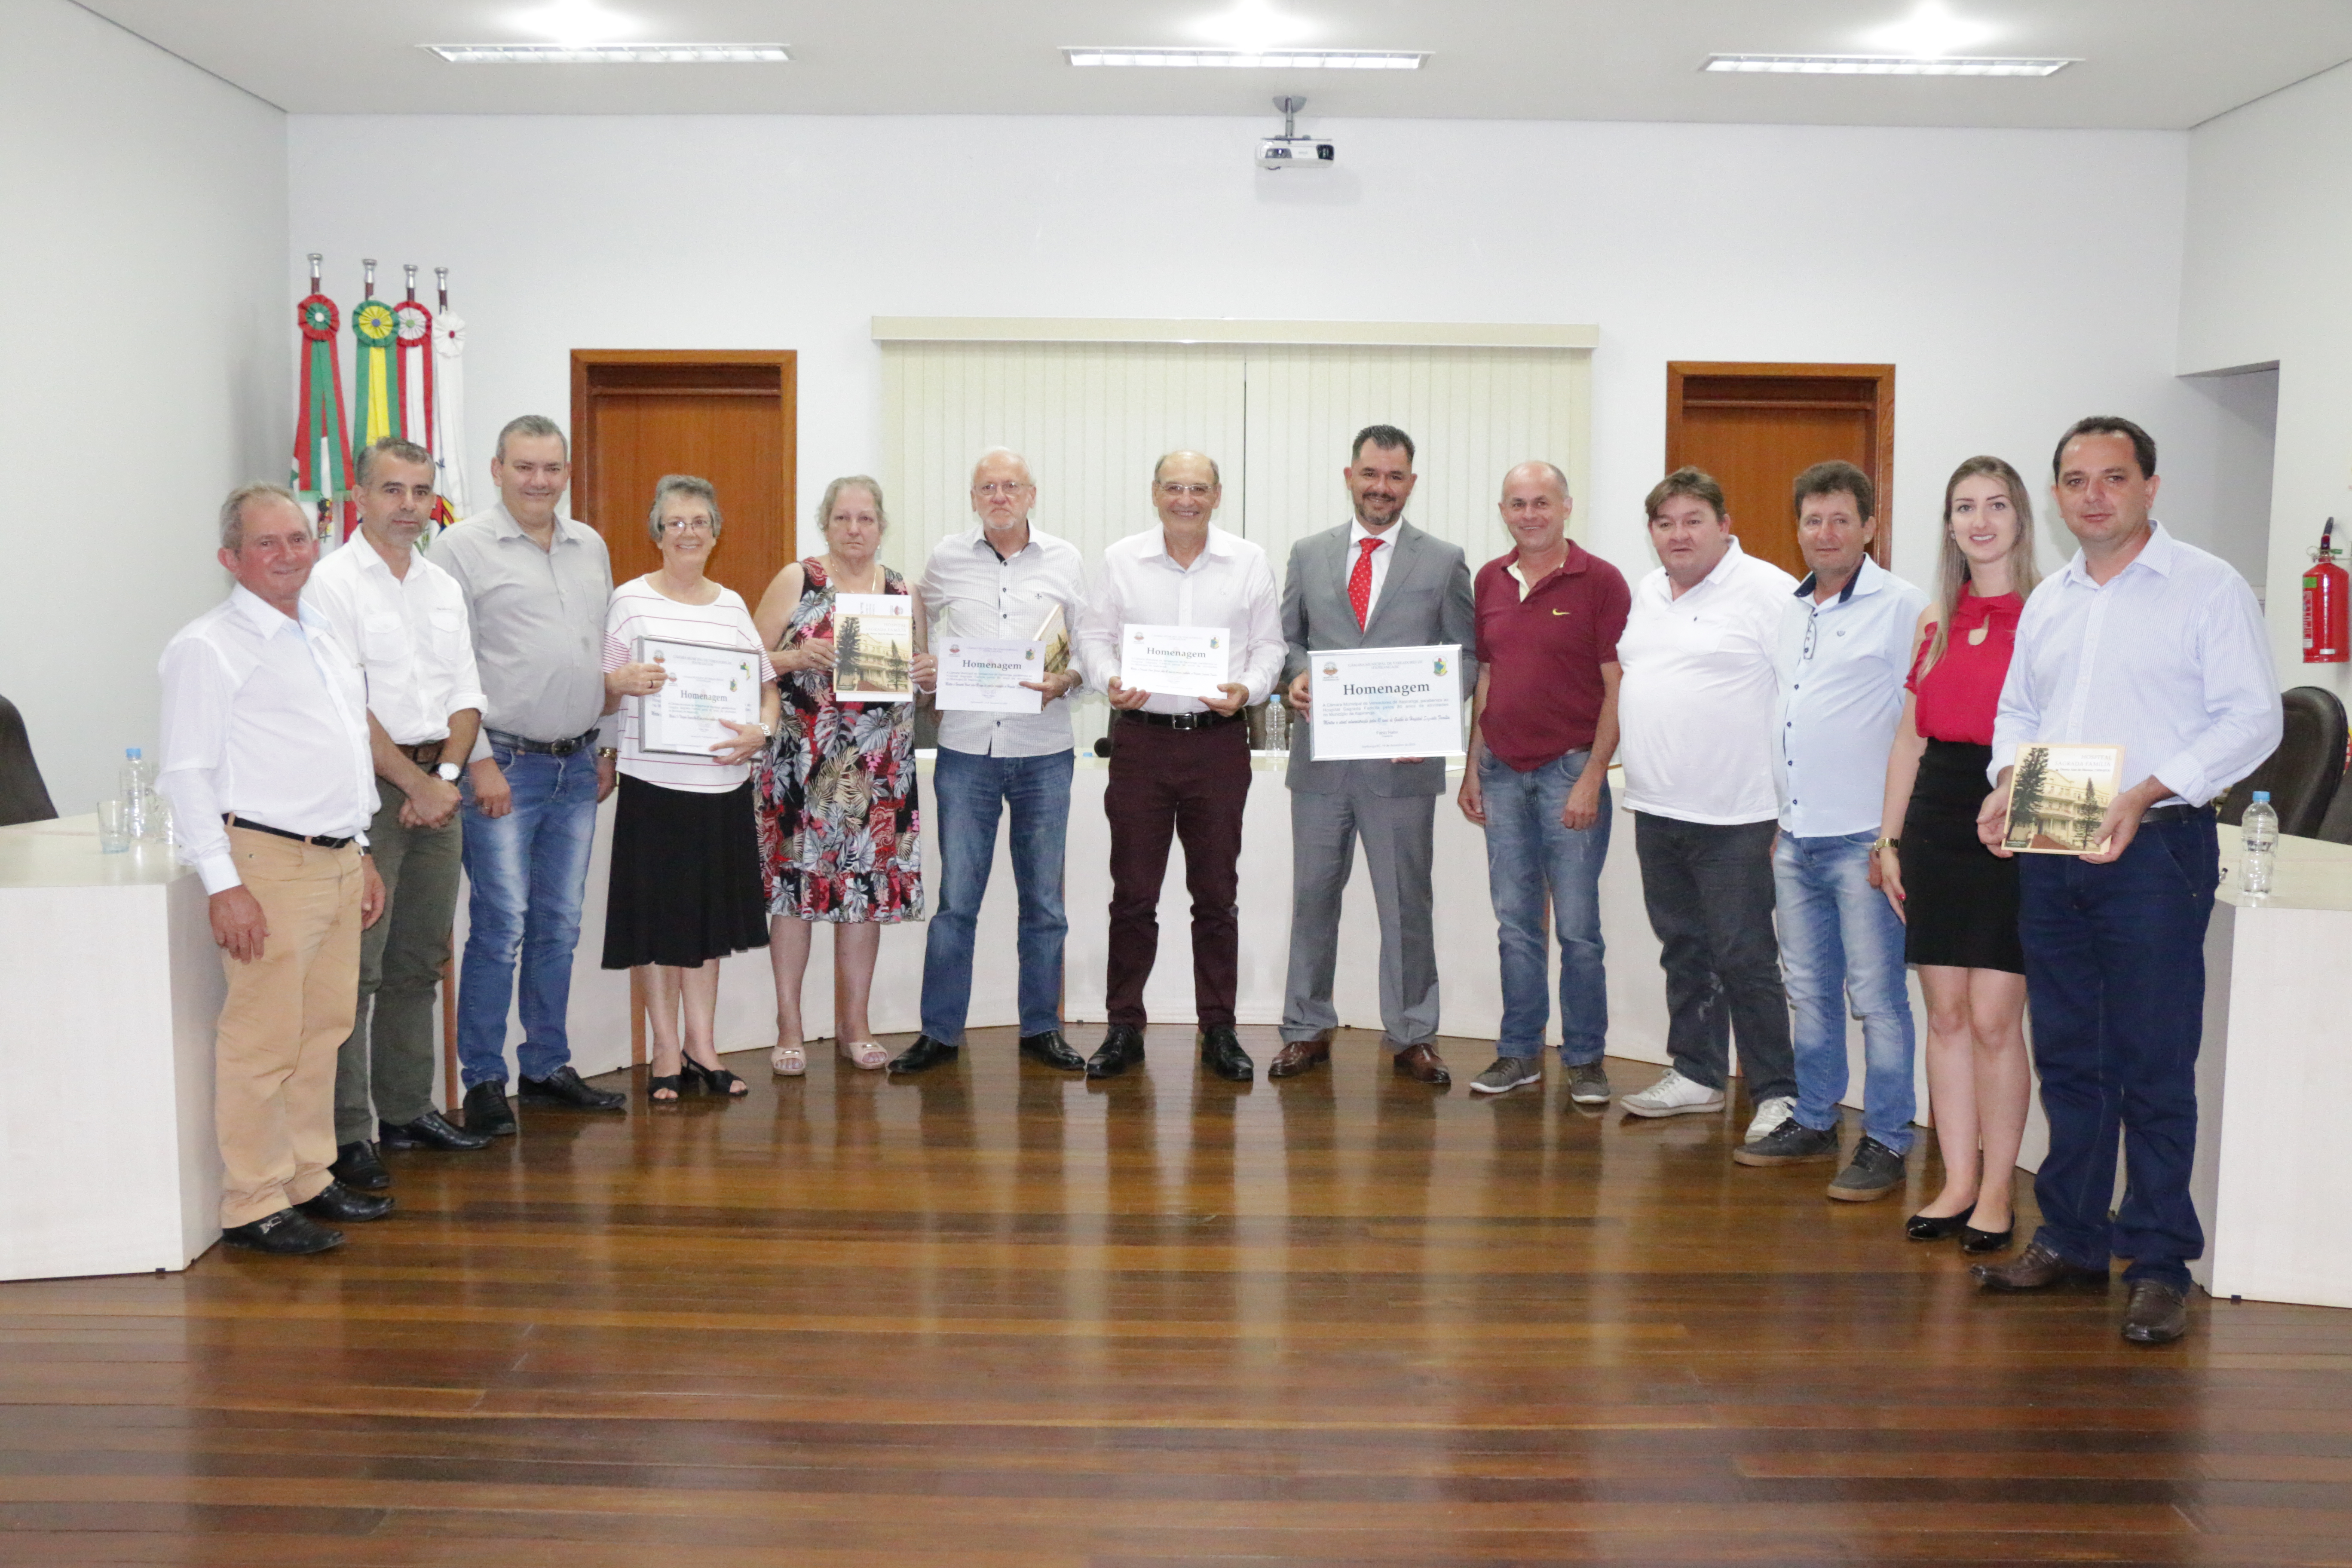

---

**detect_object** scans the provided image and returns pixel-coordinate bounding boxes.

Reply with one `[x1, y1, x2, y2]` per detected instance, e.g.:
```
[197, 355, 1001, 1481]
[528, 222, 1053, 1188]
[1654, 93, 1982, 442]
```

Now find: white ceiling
[77, 0, 2352, 128]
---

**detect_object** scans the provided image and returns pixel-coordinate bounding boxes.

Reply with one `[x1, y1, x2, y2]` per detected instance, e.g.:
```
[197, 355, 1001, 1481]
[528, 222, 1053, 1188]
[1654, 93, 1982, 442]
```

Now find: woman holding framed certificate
[599, 475, 780, 1103]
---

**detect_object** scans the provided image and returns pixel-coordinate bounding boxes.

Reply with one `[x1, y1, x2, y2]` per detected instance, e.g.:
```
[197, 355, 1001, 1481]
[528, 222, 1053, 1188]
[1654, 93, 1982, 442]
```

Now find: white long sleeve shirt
[157, 585, 379, 894]
[1076, 524, 1286, 715]
[918, 524, 1090, 757]
[1991, 522, 2280, 808]
[304, 535, 488, 748]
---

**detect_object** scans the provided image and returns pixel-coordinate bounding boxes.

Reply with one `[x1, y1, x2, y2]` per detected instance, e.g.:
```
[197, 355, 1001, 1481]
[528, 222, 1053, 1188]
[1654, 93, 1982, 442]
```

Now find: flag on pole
[349, 258, 402, 509]
[290, 253, 351, 545]
[395, 264, 435, 462]
[432, 266, 472, 524]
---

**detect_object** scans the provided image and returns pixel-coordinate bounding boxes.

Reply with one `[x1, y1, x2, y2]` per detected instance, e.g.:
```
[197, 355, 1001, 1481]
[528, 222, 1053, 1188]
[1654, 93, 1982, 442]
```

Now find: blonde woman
[751, 477, 925, 1077]
[1875, 456, 2040, 1252]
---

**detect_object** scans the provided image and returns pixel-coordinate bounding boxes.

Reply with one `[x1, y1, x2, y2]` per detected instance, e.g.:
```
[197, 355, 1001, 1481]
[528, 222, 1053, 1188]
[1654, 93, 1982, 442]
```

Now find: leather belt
[487, 727, 598, 756]
[394, 739, 445, 768]
[1118, 708, 1243, 732]
[2140, 803, 2217, 825]
[224, 814, 355, 850]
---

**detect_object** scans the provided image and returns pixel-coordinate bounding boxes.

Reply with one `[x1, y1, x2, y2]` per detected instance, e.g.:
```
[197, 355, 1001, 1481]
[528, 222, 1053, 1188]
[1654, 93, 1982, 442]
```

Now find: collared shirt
[1616, 537, 1799, 825]
[432, 501, 612, 753]
[1992, 522, 2279, 807]
[918, 523, 1090, 757]
[602, 579, 777, 794]
[1076, 523, 1286, 716]
[1773, 556, 1927, 837]
[157, 585, 378, 895]
[1343, 518, 1398, 624]
[305, 536, 488, 748]
[1472, 543, 1630, 771]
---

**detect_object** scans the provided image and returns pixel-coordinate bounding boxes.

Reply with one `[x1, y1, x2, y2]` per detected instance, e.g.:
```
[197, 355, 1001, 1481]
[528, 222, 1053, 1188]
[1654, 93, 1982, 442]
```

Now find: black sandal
[646, 1072, 683, 1102]
[681, 1057, 747, 1097]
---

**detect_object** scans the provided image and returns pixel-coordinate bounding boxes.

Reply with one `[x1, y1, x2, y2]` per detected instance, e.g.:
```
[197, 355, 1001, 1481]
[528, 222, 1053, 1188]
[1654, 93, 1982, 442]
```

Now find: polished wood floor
[4, 1026, 2351, 1566]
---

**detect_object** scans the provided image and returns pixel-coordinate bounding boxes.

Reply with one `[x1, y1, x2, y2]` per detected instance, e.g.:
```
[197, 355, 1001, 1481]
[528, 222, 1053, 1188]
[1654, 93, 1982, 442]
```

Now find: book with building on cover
[1033, 603, 1071, 676]
[2002, 742, 2125, 854]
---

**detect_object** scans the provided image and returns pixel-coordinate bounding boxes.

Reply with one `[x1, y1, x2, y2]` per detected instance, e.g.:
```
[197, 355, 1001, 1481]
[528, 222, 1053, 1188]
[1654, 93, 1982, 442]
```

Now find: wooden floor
[4, 1026, 2351, 1566]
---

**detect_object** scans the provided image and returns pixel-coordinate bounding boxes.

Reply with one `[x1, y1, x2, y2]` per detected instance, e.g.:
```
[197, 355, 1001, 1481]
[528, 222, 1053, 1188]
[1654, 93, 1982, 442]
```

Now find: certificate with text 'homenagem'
[1308, 644, 1465, 762]
[935, 637, 1045, 714]
[1119, 623, 1228, 700]
[636, 636, 760, 757]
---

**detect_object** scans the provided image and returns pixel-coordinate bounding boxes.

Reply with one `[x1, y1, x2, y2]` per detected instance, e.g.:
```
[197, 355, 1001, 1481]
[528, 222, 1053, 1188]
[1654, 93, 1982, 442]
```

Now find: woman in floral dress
[750, 476, 924, 1075]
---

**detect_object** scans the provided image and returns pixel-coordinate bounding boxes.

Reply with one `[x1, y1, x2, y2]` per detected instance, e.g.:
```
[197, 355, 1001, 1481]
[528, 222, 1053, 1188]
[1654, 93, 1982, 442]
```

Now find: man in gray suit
[1270, 425, 1477, 1085]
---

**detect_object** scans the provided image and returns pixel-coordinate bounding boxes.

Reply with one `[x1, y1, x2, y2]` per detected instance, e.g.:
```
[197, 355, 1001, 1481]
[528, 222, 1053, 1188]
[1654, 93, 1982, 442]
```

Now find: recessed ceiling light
[1064, 47, 1425, 70]
[424, 42, 790, 64]
[1703, 53, 2073, 77]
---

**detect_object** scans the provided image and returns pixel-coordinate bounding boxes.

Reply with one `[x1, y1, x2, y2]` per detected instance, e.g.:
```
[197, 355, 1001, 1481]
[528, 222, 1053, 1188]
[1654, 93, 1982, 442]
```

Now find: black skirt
[601, 775, 772, 969]
[1899, 739, 2025, 974]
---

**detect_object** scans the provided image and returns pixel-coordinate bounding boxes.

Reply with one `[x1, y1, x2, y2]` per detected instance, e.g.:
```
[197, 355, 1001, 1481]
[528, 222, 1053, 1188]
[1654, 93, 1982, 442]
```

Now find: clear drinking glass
[95, 799, 131, 853]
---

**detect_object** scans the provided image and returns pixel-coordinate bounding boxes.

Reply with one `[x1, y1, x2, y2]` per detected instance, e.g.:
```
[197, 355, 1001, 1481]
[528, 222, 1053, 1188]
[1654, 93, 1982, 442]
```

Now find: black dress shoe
[888, 1034, 960, 1075]
[1087, 1025, 1146, 1080]
[1905, 1211, 1969, 1242]
[1199, 1025, 1254, 1082]
[518, 1064, 627, 1112]
[1972, 1238, 2109, 1291]
[1019, 1029, 1087, 1072]
[297, 1181, 395, 1224]
[2122, 1280, 2190, 1344]
[462, 1080, 517, 1137]
[378, 1109, 492, 1152]
[222, 1207, 344, 1255]
[331, 1140, 390, 1191]
[1961, 1223, 2015, 1254]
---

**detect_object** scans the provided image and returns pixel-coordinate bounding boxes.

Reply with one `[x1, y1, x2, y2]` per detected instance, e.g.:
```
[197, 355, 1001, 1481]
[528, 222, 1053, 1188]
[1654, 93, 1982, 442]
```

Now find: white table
[0, 814, 222, 1279]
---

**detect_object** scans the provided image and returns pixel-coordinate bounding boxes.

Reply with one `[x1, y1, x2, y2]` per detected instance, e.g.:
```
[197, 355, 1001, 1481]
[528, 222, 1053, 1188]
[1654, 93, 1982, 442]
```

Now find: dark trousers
[2017, 816, 2217, 1290]
[1104, 717, 1251, 1027]
[1631, 812, 1796, 1102]
[335, 787, 463, 1142]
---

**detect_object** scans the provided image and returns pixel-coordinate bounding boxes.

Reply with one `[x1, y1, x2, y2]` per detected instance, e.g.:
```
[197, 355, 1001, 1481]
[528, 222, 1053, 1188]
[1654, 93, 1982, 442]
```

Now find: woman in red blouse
[1875, 456, 2041, 1254]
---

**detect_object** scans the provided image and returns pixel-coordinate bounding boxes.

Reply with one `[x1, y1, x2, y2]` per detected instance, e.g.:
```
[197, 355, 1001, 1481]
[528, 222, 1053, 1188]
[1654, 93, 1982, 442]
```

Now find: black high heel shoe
[645, 1071, 683, 1103]
[1905, 1211, 1970, 1242]
[680, 1056, 748, 1098]
[1961, 1221, 2015, 1253]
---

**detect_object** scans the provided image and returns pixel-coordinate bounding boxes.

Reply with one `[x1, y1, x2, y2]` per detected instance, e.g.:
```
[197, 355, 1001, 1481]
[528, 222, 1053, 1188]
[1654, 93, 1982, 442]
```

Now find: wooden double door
[1666, 363, 1895, 579]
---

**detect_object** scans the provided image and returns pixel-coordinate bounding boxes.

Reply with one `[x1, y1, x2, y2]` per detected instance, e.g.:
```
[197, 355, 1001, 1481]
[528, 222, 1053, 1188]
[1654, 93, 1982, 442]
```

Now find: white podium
[0, 814, 222, 1280]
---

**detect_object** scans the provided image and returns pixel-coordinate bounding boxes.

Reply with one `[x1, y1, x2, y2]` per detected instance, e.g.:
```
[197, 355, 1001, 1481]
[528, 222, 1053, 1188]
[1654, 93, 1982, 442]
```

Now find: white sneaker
[1620, 1067, 1727, 1119]
[1744, 1094, 1797, 1145]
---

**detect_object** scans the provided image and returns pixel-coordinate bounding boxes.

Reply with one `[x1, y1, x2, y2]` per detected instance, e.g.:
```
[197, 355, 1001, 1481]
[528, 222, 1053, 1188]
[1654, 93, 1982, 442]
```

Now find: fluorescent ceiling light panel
[1065, 47, 1424, 69]
[1703, 53, 2073, 76]
[426, 42, 789, 63]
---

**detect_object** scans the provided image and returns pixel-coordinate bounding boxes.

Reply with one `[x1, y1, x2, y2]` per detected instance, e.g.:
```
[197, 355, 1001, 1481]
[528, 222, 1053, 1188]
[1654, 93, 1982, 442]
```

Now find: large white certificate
[1119, 622, 1229, 700]
[637, 635, 761, 757]
[935, 637, 1045, 714]
[1308, 644, 1465, 762]
[832, 593, 914, 703]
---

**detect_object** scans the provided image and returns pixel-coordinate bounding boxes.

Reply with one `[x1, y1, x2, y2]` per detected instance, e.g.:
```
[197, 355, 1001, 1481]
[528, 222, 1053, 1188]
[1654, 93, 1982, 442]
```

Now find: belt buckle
[1172, 712, 1201, 731]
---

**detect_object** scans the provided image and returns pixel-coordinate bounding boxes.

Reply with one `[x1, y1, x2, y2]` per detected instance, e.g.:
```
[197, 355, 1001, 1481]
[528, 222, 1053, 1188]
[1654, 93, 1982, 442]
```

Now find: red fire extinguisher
[2305, 518, 2348, 663]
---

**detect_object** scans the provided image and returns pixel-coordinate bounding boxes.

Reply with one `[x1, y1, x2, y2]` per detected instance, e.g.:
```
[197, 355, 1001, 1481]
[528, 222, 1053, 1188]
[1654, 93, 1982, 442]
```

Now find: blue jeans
[2017, 815, 2217, 1290]
[1773, 829, 1917, 1153]
[1479, 749, 1608, 1063]
[456, 741, 601, 1088]
[921, 746, 1073, 1042]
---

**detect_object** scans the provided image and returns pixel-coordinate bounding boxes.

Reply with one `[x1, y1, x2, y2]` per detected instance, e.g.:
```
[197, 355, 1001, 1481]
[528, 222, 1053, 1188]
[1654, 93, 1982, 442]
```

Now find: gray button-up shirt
[433, 501, 613, 752]
[918, 524, 1089, 757]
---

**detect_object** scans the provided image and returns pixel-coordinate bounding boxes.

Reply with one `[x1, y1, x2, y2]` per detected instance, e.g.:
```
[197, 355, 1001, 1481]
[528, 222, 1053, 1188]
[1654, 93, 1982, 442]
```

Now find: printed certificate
[1118, 622, 1229, 700]
[833, 593, 914, 703]
[1307, 644, 1465, 762]
[636, 635, 761, 757]
[936, 637, 1046, 714]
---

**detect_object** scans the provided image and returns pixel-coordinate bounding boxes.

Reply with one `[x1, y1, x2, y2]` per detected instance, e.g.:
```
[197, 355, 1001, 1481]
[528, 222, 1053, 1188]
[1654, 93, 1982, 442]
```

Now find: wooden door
[1665, 363, 1894, 579]
[571, 351, 797, 606]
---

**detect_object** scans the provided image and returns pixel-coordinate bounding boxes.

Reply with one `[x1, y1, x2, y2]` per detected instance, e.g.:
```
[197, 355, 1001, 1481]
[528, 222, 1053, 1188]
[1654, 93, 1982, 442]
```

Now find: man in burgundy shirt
[1456, 461, 1630, 1101]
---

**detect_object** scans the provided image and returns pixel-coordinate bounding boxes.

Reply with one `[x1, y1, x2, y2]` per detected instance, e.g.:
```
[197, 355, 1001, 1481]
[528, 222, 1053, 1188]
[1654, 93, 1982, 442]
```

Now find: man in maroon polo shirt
[1455, 461, 1630, 1102]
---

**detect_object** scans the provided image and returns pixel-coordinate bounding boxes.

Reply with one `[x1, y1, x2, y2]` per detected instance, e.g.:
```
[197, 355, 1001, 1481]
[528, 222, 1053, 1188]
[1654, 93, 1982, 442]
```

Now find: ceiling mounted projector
[1258, 95, 1335, 171]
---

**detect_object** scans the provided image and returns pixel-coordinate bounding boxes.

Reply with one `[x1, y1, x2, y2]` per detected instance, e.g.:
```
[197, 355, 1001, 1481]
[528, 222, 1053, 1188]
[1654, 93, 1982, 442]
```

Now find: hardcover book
[2002, 742, 2125, 854]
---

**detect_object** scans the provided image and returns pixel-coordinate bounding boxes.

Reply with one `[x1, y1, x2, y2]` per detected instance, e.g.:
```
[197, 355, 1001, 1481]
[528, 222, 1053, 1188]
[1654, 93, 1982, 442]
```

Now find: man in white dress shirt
[1076, 450, 1286, 1082]
[158, 485, 390, 1254]
[1615, 468, 1803, 1145]
[305, 439, 493, 1193]
[1972, 416, 2280, 1346]
[1736, 462, 1926, 1199]
[891, 448, 1091, 1076]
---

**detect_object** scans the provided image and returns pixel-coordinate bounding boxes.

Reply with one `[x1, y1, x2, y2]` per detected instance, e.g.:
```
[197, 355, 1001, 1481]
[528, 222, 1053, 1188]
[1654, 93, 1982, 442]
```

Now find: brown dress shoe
[1391, 1041, 1451, 1087]
[2122, 1280, 2189, 1344]
[1267, 1033, 1331, 1079]
[1970, 1238, 2110, 1292]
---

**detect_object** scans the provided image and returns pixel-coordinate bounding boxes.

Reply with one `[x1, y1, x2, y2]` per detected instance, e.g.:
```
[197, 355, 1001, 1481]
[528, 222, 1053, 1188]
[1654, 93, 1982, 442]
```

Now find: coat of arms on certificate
[2002, 742, 2125, 854]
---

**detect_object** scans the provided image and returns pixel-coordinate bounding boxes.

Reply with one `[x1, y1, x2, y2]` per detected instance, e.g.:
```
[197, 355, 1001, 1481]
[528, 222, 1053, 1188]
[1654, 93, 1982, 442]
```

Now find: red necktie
[1348, 536, 1381, 630]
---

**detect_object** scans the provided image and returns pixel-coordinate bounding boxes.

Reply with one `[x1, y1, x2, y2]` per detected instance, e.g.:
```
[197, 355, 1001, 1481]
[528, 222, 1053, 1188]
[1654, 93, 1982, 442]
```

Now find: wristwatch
[435, 762, 462, 782]
[1871, 836, 1899, 854]
[596, 746, 620, 760]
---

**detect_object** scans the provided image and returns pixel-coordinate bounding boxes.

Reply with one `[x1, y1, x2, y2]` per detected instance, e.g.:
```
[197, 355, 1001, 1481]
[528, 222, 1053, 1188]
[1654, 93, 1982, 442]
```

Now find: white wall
[2183, 61, 2352, 693]
[0, 0, 286, 811]
[288, 113, 2222, 603]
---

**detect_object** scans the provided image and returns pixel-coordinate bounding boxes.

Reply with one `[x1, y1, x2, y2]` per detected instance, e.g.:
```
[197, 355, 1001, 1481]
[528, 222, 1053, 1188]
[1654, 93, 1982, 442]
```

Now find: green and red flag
[290, 252, 351, 540]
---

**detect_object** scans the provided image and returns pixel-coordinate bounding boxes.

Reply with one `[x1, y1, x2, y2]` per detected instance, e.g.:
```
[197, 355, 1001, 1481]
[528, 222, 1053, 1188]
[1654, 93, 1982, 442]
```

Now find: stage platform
[0, 1026, 2347, 1565]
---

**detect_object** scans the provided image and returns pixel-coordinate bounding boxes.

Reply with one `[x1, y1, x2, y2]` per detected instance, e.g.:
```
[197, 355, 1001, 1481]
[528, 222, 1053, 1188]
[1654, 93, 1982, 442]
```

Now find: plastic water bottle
[119, 747, 153, 841]
[2240, 790, 2278, 896]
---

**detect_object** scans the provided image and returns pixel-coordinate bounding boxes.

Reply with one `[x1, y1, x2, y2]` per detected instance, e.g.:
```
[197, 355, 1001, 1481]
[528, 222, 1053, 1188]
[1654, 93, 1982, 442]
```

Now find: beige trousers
[214, 827, 365, 1228]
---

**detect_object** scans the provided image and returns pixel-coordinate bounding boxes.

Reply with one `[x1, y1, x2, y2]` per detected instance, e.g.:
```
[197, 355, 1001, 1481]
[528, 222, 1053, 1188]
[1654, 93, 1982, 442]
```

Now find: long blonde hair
[1923, 456, 2040, 674]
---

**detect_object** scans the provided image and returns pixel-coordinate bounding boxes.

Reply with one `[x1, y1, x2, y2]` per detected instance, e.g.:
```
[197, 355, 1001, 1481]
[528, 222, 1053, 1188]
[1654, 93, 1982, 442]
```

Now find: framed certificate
[936, 637, 1046, 714]
[1307, 644, 1465, 762]
[1119, 622, 1228, 700]
[636, 635, 760, 757]
[833, 593, 914, 703]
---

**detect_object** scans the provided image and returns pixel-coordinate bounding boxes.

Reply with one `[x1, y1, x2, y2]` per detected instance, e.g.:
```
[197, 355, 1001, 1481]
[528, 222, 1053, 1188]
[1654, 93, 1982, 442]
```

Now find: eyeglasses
[974, 482, 1033, 499]
[1156, 482, 1215, 499]
[662, 518, 714, 534]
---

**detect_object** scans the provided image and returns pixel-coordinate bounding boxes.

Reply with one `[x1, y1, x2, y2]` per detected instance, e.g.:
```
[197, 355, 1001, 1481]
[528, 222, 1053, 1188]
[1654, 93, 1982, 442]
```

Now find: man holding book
[1973, 416, 2279, 1345]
